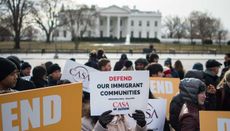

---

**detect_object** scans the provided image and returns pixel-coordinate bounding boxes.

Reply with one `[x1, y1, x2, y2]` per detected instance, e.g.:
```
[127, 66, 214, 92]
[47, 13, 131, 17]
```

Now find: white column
[127, 17, 130, 37]
[94, 17, 100, 37]
[106, 16, 110, 37]
[117, 16, 120, 39]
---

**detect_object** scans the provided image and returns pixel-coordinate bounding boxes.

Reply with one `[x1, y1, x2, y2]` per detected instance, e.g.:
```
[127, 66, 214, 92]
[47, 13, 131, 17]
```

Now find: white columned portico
[117, 16, 120, 39]
[106, 16, 110, 37]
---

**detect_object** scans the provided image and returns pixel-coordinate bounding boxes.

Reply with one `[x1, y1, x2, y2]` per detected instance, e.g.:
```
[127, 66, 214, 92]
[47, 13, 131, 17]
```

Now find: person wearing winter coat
[81, 95, 147, 131]
[203, 59, 222, 110]
[179, 78, 206, 131]
[114, 53, 128, 71]
[0, 57, 18, 94]
[216, 70, 230, 111]
[7, 56, 35, 91]
[30, 66, 48, 88]
[170, 69, 205, 131]
[47, 63, 62, 86]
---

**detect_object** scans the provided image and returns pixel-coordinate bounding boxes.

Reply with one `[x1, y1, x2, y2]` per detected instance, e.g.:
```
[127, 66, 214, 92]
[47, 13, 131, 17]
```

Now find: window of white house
[131, 31, 134, 38]
[131, 20, 134, 26]
[139, 21, 142, 26]
[63, 30, 67, 38]
[155, 21, 158, 27]
[100, 31, 103, 37]
[147, 32, 149, 38]
[147, 21, 150, 27]
[139, 31, 142, 38]
[154, 32, 158, 38]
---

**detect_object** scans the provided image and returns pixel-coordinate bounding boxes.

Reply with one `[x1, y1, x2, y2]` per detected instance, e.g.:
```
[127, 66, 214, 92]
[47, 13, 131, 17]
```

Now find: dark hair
[135, 58, 149, 66]
[149, 53, 159, 63]
[98, 58, 110, 70]
[146, 63, 163, 76]
[174, 60, 184, 72]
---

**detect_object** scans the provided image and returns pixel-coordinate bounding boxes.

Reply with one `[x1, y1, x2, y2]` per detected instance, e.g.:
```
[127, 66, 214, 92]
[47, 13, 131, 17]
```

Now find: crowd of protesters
[0, 50, 229, 131]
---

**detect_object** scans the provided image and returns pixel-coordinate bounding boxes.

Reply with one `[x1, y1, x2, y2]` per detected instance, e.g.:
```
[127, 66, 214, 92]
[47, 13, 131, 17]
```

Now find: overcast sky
[74, 0, 230, 33]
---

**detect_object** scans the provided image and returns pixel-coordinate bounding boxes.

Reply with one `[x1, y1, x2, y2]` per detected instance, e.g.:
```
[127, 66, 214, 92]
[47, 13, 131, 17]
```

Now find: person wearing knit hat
[192, 62, 204, 71]
[179, 78, 206, 131]
[47, 64, 61, 86]
[7, 55, 21, 71]
[20, 62, 32, 77]
[7, 56, 35, 91]
[203, 59, 222, 110]
[135, 58, 149, 70]
[0, 57, 18, 94]
[30, 66, 48, 88]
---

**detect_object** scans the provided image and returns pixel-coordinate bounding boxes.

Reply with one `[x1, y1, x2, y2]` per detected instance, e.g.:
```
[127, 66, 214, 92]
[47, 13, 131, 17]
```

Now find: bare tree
[164, 16, 186, 41]
[59, 4, 99, 49]
[31, 0, 61, 43]
[0, 0, 33, 49]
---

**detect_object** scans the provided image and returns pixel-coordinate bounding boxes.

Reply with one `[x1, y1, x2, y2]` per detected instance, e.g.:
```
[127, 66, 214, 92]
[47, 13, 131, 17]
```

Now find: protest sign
[127, 99, 167, 131]
[0, 83, 82, 131]
[61, 60, 98, 92]
[149, 77, 180, 118]
[200, 111, 230, 131]
[90, 71, 149, 116]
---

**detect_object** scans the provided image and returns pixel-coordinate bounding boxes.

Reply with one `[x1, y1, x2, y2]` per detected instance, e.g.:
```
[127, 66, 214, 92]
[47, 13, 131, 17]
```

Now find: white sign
[90, 71, 149, 116]
[126, 99, 166, 131]
[61, 60, 98, 92]
[146, 99, 166, 131]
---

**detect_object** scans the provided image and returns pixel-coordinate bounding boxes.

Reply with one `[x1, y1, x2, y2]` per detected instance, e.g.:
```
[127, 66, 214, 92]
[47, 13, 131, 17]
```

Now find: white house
[55, 5, 162, 41]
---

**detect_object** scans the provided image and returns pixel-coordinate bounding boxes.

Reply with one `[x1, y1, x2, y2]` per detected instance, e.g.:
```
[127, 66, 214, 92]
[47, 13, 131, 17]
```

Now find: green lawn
[0, 41, 229, 54]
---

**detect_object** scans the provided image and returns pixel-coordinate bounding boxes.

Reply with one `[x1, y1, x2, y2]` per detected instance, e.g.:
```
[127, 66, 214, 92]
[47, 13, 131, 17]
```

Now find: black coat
[170, 94, 184, 131]
[13, 78, 35, 91]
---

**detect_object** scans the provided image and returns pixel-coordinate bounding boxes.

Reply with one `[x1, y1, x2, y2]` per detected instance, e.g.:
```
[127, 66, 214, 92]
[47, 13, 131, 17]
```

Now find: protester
[164, 58, 179, 78]
[148, 53, 159, 63]
[174, 60, 185, 80]
[98, 58, 112, 71]
[20, 62, 32, 77]
[179, 78, 206, 131]
[30, 66, 48, 88]
[114, 53, 128, 71]
[7, 56, 35, 91]
[121, 60, 134, 71]
[134, 58, 148, 70]
[146, 63, 163, 77]
[146, 63, 171, 131]
[82, 58, 147, 131]
[85, 50, 99, 70]
[169, 70, 205, 131]
[44, 61, 53, 71]
[204, 59, 222, 110]
[163, 67, 172, 78]
[192, 62, 204, 71]
[0, 57, 18, 94]
[220, 53, 230, 80]
[47, 63, 62, 86]
[216, 70, 230, 111]
[97, 48, 107, 60]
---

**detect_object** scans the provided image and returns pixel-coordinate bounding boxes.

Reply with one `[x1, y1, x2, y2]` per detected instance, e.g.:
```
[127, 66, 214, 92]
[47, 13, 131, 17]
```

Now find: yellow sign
[0, 83, 82, 131]
[200, 111, 230, 131]
[149, 77, 180, 118]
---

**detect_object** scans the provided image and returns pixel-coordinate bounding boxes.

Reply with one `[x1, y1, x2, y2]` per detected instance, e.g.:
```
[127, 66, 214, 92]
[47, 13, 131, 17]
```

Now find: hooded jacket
[179, 78, 206, 131]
